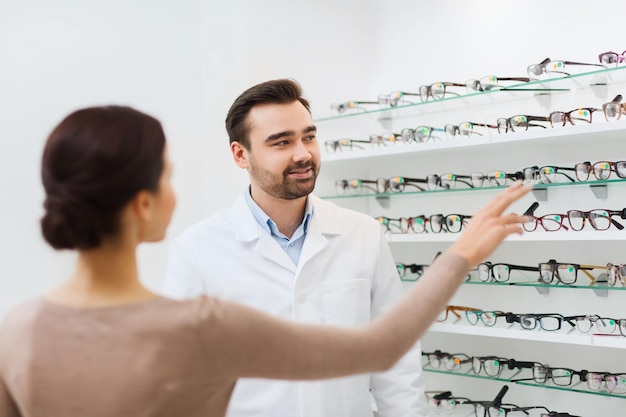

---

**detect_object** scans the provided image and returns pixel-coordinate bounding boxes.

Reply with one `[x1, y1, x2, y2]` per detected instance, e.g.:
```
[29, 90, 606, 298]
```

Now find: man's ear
[231, 141, 249, 169]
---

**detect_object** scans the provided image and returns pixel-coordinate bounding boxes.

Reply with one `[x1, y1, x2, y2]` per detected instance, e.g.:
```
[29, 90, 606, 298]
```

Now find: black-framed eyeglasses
[583, 371, 626, 394]
[512, 364, 584, 387]
[465, 75, 531, 92]
[527, 57, 606, 79]
[429, 213, 472, 233]
[445, 121, 498, 140]
[505, 313, 575, 331]
[602, 94, 626, 121]
[421, 350, 471, 370]
[549, 107, 601, 127]
[496, 114, 550, 133]
[599, 50, 626, 67]
[574, 160, 626, 181]
[486, 170, 525, 186]
[400, 125, 445, 143]
[396, 262, 427, 280]
[387, 176, 428, 193]
[538, 259, 603, 285]
[522, 165, 576, 184]
[419, 81, 466, 102]
[477, 262, 539, 282]
[426, 173, 476, 190]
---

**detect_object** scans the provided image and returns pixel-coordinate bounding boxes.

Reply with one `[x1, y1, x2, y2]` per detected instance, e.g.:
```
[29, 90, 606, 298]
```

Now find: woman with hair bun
[0, 105, 530, 417]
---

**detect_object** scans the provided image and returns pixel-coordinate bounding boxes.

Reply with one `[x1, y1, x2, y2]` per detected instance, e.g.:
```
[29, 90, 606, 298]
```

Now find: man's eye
[304, 135, 316, 141]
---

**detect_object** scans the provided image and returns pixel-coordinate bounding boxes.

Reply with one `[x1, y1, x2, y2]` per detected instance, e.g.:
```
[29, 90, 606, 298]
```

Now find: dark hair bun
[41, 191, 112, 250]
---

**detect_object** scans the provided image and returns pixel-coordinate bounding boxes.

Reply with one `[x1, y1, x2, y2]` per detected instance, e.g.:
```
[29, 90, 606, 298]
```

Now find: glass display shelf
[400, 278, 626, 293]
[315, 66, 626, 123]
[427, 322, 626, 349]
[386, 230, 625, 243]
[321, 178, 626, 200]
[321, 119, 626, 163]
[422, 368, 626, 399]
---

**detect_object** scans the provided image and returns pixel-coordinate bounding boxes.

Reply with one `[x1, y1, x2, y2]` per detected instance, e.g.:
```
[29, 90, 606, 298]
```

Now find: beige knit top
[0, 252, 468, 417]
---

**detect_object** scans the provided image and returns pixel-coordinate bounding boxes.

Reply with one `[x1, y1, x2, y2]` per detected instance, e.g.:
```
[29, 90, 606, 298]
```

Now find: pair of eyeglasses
[330, 100, 380, 113]
[377, 91, 420, 107]
[437, 305, 481, 322]
[607, 262, 626, 286]
[466, 310, 508, 327]
[445, 122, 498, 139]
[522, 165, 576, 184]
[430, 213, 472, 233]
[549, 107, 602, 127]
[465, 75, 530, 93]
[505, 312, 575, 331]
[602, 94, 626, 121]
[599, 50, 626, 67]
[568, 314, 620, 335]
[396, 263, 427, 280]
[496, 115, 550, 133]
[538, 259, 604, 285]
[426, 173, 476, 190]
[336, 176, 427, 195]
[582, 370, 626, 393]
[400, 126, 445, 143]
[472, 355, 535, 377]
[324, 138, 371, 153]
[418, 81, 466, 102]
[369, 132, 403, 145]
[574, 160, 626, 181]
[524, 209, 626, 232]
[421, 350, 471, 370]
[513, 364, 584, 387]
[477, 262, 539, 282]
[527, 57, 606, 79]
[381, 213, 470, 234]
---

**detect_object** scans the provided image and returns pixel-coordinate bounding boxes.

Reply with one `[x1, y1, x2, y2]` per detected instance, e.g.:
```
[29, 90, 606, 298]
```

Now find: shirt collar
[244, 187, 313, 238]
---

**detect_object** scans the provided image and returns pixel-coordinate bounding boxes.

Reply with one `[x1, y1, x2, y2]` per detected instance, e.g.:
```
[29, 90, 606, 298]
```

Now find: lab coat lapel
[230, 191, 297, 273]
[298, 195, 340, 269]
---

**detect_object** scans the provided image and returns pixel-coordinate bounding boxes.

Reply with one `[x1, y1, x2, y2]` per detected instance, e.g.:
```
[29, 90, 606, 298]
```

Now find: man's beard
[249, 160, 319, 200]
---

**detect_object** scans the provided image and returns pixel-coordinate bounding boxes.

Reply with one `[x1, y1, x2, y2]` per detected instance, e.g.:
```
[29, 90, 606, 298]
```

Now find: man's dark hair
[225, 79, 311, 149]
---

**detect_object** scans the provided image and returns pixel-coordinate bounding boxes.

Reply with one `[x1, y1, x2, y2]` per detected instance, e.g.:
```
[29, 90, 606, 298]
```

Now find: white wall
[0, 0, 374, 315]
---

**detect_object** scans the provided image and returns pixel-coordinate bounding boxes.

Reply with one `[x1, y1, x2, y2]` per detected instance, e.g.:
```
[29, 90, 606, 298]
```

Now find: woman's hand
[448, 181, 533, 267]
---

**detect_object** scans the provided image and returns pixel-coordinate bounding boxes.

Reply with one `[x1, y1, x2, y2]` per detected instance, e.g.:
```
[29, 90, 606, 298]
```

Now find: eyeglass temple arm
[492, 385, 509, 408]
[579, 264, 606, 283]
[511, 265, 540, 272]
[563, 60, 606, 68]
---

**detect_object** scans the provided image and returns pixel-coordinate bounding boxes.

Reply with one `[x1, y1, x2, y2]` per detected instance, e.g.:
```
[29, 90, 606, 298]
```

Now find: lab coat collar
[231, 190, 342, 243]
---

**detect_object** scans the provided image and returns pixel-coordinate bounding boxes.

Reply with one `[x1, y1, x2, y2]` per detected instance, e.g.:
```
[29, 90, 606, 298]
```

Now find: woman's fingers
[448, 183, 533, 267]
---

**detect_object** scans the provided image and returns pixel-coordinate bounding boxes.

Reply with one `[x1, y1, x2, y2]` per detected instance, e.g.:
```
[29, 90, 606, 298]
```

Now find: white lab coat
[163, 192, 428, 417]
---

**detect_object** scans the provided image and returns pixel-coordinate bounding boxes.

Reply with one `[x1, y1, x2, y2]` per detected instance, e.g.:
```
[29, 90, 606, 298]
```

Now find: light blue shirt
[244, 188, 313, 265]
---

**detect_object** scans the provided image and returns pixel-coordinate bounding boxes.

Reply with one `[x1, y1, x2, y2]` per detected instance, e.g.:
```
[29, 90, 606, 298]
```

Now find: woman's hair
[40, 105, 166, 250]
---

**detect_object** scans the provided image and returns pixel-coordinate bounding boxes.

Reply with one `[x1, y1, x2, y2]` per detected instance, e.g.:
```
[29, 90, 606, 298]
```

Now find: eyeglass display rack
[315, 66, 626, 416]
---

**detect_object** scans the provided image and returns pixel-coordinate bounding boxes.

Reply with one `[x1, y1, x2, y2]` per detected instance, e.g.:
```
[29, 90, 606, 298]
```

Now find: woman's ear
[130, 190, 155, 222]
[231, 141, 249, 169]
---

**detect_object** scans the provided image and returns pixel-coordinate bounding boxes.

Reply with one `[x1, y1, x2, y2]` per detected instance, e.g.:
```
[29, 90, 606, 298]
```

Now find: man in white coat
[163, 79, 429, 417]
